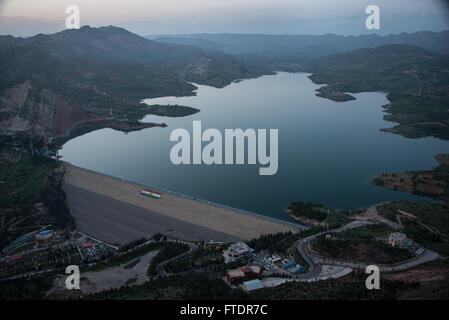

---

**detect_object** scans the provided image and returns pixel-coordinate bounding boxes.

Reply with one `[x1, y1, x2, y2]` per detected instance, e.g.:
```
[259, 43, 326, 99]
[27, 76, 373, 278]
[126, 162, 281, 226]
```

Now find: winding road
[294, 220, 372, 280]
[292, 206, 441, 281]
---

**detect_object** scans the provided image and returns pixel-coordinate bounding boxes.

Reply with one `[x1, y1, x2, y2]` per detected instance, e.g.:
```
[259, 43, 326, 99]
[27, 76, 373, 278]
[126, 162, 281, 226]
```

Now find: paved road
[294, 221, 371, 280]
[155, 243, 198, 278]
[367, 205, 401, 229]
[311, 248, 440, 272]
[294, 213, 441, 280]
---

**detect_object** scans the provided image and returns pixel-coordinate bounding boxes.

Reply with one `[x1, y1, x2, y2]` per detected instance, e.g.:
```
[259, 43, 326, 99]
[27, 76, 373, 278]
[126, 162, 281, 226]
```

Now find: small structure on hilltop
[388, 232, 409, 248]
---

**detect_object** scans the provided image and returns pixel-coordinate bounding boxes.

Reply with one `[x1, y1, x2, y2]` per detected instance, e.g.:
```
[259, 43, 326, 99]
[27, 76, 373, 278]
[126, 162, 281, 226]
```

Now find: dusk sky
[1, 0, 448, 36]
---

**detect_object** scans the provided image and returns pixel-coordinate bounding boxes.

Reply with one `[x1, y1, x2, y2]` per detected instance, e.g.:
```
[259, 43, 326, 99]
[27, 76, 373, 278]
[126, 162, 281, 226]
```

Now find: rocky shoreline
[371, 154, 449, 202]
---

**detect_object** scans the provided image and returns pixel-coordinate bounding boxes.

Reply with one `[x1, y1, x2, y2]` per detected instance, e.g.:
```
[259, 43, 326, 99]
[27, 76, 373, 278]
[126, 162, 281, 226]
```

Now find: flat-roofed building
[226, 264, 264, 284]
[226, 268, 246, 284]
[242, 279, 264, 292]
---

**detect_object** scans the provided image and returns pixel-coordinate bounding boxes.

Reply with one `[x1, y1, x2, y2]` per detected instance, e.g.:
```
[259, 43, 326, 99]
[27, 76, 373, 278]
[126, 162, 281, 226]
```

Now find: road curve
[295, 221, 371, 280]
[295, 212, 440, 280]
[367, 204, 402, 229]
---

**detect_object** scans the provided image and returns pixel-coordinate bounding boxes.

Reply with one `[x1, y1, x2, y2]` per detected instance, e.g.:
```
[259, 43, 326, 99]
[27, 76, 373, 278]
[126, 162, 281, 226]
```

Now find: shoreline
[371, 154, 449, 203]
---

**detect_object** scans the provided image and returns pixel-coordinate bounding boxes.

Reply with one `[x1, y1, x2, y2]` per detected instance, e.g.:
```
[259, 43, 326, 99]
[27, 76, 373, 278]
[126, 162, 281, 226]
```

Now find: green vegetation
[287, 202, 329, 222]
[144, 104, 200, 118]
[147, 242, 190, 277]
[81, 240, 162, 272]
[83, 270, 446, 300]
[372, 154, 449, 202]
[87, 272, 245, 300]
[165, 243, 226, 273]
[315, 86, 356, 102]
[0, 151, 73, 249]
[120, 237, 149, 251]
[286, 241, 309, 273]
[0, 275, 54, 300]
[0, 153, 56, 207]
[308, 44, 449, 139]
[311, 224, 414, 264]
[249, 273, 416, 300]
[271, 227, 322, 254]
[335, 224, 395, 242]
[287, 201, 354, 228]
[247, 231, 294, 252]
[377, 201, 449, 256]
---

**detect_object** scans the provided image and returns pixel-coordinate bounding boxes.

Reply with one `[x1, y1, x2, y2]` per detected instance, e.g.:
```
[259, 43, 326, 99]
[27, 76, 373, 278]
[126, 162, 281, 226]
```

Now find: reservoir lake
[60, 72, 449, 222]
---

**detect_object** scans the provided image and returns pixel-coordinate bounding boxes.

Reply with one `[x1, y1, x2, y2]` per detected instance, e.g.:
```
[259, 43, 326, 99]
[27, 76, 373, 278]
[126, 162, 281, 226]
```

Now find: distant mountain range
[1, 26, 448, 141]
[150, 30, 449, 60]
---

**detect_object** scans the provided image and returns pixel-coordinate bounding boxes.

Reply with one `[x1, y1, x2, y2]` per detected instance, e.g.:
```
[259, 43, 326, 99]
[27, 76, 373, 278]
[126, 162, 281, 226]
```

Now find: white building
[388, 232, 408, 247]
[223, 242, 252, 263]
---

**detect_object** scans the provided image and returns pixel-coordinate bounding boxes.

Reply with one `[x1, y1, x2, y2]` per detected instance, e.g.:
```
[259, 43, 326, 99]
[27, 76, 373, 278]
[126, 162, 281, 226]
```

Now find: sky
[0, 0, 448, 36]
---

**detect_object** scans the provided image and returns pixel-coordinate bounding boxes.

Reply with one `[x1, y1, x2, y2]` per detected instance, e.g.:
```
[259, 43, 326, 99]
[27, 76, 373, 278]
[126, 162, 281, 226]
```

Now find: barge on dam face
[62, 163, 300, 245]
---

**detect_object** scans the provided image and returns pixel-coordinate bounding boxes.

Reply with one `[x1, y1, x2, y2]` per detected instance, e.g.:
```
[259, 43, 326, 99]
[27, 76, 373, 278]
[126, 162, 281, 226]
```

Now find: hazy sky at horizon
[1, 0, 448, 36]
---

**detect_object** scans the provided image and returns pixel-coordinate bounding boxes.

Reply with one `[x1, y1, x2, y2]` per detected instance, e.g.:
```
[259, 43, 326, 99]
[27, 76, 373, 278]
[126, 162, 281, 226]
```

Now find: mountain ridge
[150, 30, 449, 59]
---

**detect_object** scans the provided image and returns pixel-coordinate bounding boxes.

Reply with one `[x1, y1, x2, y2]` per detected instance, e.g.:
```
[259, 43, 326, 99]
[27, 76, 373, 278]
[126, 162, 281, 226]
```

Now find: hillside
[307, 44, 449, 139]
[49, 26, 270, 88]
[0, 26, 270, 139]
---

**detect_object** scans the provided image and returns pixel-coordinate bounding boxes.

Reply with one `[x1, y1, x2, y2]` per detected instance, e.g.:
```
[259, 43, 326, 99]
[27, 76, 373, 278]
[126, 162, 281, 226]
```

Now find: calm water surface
[60, 72, 449, 222]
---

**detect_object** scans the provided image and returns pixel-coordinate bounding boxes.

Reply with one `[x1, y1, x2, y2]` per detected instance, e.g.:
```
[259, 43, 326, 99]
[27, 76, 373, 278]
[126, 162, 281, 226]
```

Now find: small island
[315, 85, 356, 102]
[144, 104, 200, 118]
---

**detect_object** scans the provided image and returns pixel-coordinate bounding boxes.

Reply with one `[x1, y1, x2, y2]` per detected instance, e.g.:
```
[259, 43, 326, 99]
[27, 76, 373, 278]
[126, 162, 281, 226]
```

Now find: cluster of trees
[311, 225, 414, 265]
[0, 275, 54, 300]
[120, 237, 148, 252]
[42, 164, 75, 230]
[82, 241, 162, 272]
[165, 245, 224, 274]
[247, 231, 293, 252]
[287, 201, 328, 221]
[147, 242, 190, 277]
[0, 150, 74, 251]
[88, 272, 246, 300]
[250, 273, 416, 300]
